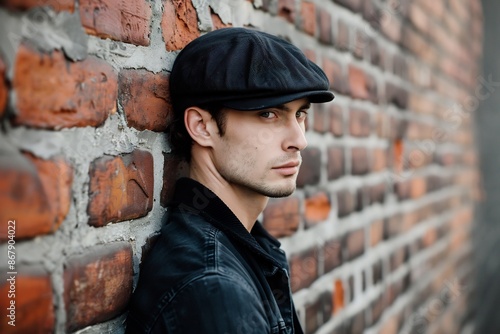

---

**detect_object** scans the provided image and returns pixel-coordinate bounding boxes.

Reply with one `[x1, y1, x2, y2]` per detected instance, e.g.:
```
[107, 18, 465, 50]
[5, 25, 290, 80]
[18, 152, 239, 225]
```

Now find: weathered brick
[313, 103, 330, 133]
[119, 69, 172, 132]
[0, 57, 7, 119]
[348, 65, 376, 101]
[304, 192, 331, 227]
[297, 147, 321, 187]
[0, 151, 73, 241]
[262, 197, 301, 238]
[345, 228, 365, 260]
[87, 150, 154, 227]
[300, 1, 316, 36]
[324, 238, 342, 272]
[64, 242, 133, 332]
[80, 0, 152, 46]
[351, 147, 369, 175]
[0, 265, 54, 333]
[337, 189, 356, 217]
[13, 44, 117, 129]
[278, 0, 295, 23]
[349, 108, 371, 137]
[322, 57, 347, 94]
[162, 0, 200, 51]
[211, 9, 231, 29]
[317, 8, 333, 45]
[327, 146, 344, 180]
[329, 104, 344, 137]
[335, 20, 350, 51]
[290, 248, 318, 292]
[3, 0, 74, 11]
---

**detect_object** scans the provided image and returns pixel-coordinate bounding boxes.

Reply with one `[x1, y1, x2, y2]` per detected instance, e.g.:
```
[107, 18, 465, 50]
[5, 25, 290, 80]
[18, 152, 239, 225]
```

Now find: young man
[126, 27, 334, 334]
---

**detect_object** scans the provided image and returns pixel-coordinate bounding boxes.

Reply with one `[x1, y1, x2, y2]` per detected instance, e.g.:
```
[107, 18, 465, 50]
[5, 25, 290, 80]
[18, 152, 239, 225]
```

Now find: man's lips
[272, 161, 301, 175]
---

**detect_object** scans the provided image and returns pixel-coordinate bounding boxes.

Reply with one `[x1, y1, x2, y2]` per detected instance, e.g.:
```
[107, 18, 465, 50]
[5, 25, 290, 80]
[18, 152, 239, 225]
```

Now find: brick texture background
[0, 0, 483, 333]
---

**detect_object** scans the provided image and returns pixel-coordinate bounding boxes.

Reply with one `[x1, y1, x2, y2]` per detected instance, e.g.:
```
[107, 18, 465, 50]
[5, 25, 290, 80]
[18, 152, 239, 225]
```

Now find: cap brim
[221, 90, 335, 111]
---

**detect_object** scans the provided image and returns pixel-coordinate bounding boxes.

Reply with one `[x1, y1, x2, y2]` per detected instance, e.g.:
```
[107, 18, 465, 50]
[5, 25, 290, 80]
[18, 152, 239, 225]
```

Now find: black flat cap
[170, 27, 334, 113]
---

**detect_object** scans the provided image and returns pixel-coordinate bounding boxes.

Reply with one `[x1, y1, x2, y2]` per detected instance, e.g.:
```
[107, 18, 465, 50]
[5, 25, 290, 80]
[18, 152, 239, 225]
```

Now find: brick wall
[0, 0, 483, 333]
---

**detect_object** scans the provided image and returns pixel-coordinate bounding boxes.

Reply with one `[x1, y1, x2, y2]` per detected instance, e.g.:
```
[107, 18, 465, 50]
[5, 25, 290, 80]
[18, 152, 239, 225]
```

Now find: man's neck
[189, 158, 268, 232]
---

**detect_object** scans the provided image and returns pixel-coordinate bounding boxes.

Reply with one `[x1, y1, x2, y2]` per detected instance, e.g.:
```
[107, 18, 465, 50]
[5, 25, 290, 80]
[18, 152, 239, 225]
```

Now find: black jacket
[125, 178, 304, 334]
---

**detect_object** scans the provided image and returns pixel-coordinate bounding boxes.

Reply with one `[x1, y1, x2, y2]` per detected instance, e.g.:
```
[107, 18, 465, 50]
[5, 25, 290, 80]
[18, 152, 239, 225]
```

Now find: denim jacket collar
[169, 177, 284, 274]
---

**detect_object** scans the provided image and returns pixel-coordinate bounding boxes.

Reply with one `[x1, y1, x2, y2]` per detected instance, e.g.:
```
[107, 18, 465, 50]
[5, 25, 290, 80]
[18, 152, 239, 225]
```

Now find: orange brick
[80, 0, 152, 46]
[262, 197, 301, 238]
[333, 279, 344, 314]
[162, 0, 200, 51]
[304, 192, 331, 226]
[64, 242, 133, 332]
[0, 152, 73, 241]
[87, 150, 154, 227]
[13, 44, 117, 129]
[0, 266, 54, 334]
[3, 0, 74, 11]
[210, 8, 231, 29]
[119, 69, 173, 131]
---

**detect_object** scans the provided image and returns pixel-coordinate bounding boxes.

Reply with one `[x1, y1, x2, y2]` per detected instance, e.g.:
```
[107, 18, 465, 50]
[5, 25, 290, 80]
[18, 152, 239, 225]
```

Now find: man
[126, 27, 334, 334]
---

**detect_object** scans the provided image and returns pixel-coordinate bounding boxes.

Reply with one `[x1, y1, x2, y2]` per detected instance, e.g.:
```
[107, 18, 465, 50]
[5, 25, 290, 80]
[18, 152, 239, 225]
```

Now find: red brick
[380, 12, 402, 43]
[300, 1, 316, 36]
[329, 104, 344, 136]
[408, 3, 428, 35]
[13, 44, 117, 129]
[64, 242, 133, 332]
[80, 0, 152, 46]
[290, 248, 318, 292]
[384, 214, 402, 238]
[119, 69, 172, 132]
[87, 150, 154, 227]
[348, 65, 373, 101]
[390, 247, 405, 272]
[337, 189, 356, 217]
[322, 57, 346, 94]
[386, 81, 408, 109]
[0, 57, 7, 119]
[324, 238, 342, 272]
[162, 0, 200, 51]
[3, 0, 74, 11]
[0, 151, 73, 241]
[372, 148, 387, 171]
[297, 147, 321, 187]
[370, 219, 384, 247]
[305, 192, 331, 226]
[369, 38, 381, 67]
[262, 197, 301, 238]
[351, 147, 369, 175]
[349, 108, 371, 137]
[317, 8, 333, 45]
[352, 29, 366, 59]
[345, 228, 365, 260]
[278, 0, 295, 23]
[0, 266, 54, 334]
[313, 103, 330, 133]
[327, 146, 344, 180]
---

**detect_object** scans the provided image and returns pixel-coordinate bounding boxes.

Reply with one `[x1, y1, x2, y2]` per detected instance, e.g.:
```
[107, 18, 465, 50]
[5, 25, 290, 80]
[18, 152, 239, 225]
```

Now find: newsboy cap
[169, 27, 334, 113]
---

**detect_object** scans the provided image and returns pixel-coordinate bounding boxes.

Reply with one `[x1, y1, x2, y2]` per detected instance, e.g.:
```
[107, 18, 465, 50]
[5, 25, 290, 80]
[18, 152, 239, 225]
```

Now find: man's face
[210, 98, 310, 198]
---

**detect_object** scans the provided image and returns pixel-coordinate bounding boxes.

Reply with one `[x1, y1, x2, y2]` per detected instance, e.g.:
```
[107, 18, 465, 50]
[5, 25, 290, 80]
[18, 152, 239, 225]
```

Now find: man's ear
[184, 107, 217, 148]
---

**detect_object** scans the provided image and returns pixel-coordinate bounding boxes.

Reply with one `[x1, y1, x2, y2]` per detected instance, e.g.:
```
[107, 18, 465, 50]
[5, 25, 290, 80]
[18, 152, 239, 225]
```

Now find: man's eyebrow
[272, 102, 311, 112]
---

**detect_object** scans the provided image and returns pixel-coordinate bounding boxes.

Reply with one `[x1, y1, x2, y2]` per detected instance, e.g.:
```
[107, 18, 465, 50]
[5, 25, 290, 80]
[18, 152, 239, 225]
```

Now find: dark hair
[168, 104, 227, 162]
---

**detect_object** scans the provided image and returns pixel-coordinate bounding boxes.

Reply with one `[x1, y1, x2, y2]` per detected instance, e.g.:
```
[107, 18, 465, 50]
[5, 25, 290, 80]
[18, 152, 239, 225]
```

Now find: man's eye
[260, 111, 277, 119]
[296, 110, 308, 118]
